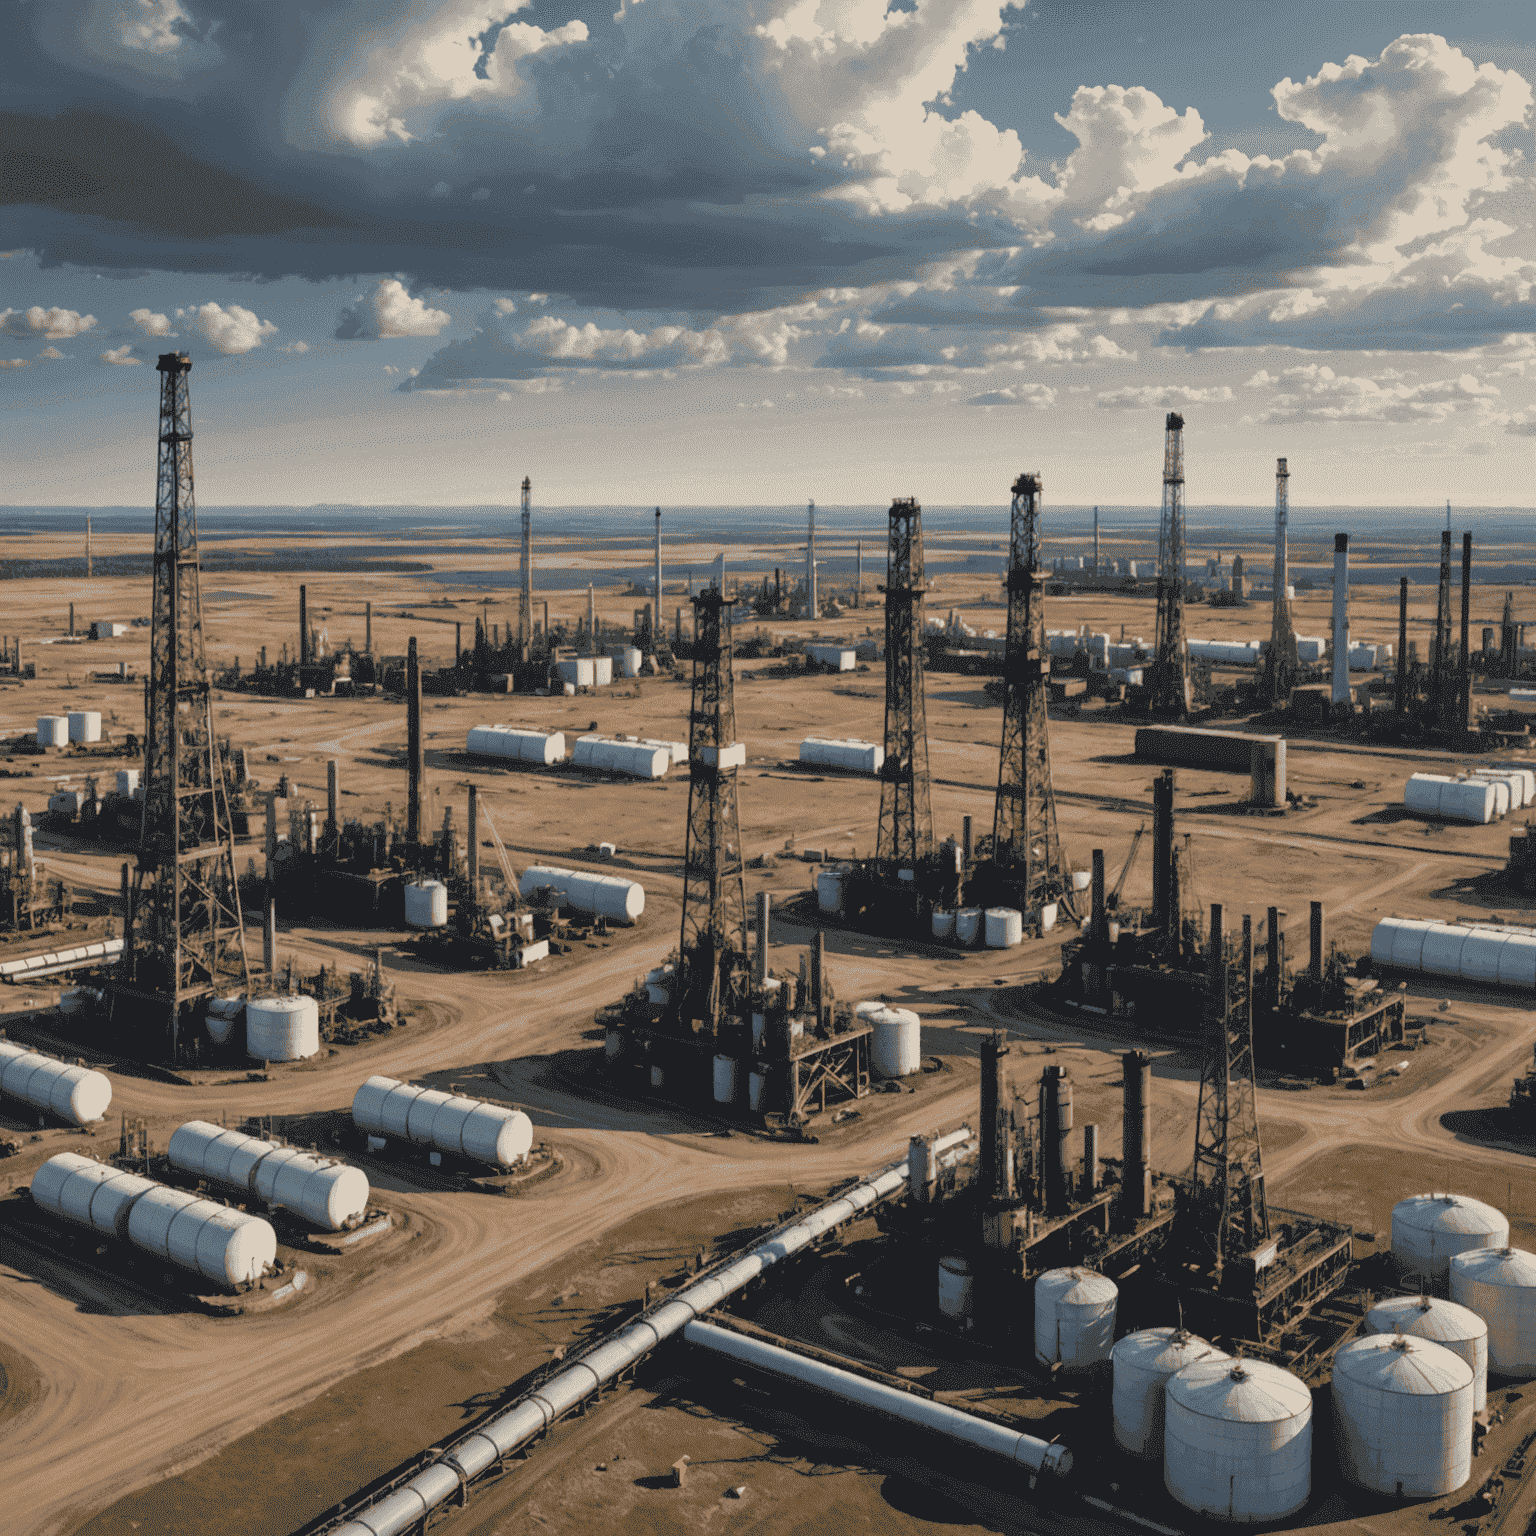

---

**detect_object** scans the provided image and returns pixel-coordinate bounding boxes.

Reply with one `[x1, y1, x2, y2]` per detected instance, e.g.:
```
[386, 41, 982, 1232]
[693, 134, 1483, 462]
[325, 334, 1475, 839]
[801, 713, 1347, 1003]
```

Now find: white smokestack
[1331, 532, 1350, 705]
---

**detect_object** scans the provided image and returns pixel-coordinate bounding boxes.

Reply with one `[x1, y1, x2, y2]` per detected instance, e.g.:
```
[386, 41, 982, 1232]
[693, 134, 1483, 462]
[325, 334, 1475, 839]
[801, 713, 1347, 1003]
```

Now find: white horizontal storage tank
[984, 908, 1023, 948]
[403, 879, 449, 929]
[816, 868, 846, 916]
[1404, 774, 1451, 816]
[712, 1055, 738, 1105]
[1392, 1193, 1508, 1290]
[955, 907, 983, 947]
[351, 1075, 533, 1168]
[573, 736, 668, 779]
[1366, 1294, 1488, 1411]
[641, 738, 688, 766]
[246, 995, 320, 1062]
[519, 864, 644, 924]
[1332, 1333, 1473, 1498]
[1112, 1328, 1228, 1459]
[1465, 775, 1510, 817]
[0, 1042, 112, 1125]
[466, 726, 565, 765]
[798, 737, 884, 775]
[67, 711, 102, 744]
[1371, 920, 1536, 991]
[36, 715, 68, 748]
[864, 1005, 921, 1079]
[1164, 1358, 1312, 1523]
[1450, 1247, 1536, 1378]
[1033, 1267, 1116, 1374]
[1439, 779, 1497, 824]
[937, 1255, 973, 1320]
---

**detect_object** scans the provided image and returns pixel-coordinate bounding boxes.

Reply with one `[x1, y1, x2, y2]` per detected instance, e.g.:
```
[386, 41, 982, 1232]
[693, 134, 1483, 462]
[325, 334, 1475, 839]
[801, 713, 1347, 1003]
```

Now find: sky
[0, 0, 1533, 509]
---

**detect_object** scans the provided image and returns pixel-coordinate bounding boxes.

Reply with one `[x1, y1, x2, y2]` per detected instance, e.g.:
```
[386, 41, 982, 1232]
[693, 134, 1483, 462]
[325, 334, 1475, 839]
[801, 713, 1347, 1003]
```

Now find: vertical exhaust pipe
[1331, 534, 1349, 706]
[1396, 577, 1408, 716]
[466, 784, 479, 910]
[1121, 1050, 1151, 1223]
[1310, 899, 1324, 983]
[980, 1032, 1009, 1201]
[1266, 905, 1282, 1012]
[1040, 1065, 1073, 1215]
[326, 759, 339, 845]
[1152, 769, 1175, 938]
[264, 895, 277, 974]
[299, 584, 309, 667]
[756, 890, 771, 984]
[1460, 532, 1472, 735]
[406, 635, 422, 845]
[365, 600, 372, 655]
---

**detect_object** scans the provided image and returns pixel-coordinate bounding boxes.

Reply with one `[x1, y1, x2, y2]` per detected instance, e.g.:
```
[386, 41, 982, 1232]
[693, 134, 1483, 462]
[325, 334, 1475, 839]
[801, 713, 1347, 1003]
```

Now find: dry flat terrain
[0, 511, 1534, 1536]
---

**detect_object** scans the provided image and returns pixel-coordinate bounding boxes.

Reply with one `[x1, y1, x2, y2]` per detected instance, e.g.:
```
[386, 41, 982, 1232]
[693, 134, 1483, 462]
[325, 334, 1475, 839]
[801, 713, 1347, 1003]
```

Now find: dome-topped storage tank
[1034, 1267, 1116, 1374]
[1112, 1328, 1228, 1459]
[1450, 1247, 1536, 1378]
[866, 1005, 921, 1079]
[1165, 1358, 1312, 1523]
[1392, 1194, 1508, 1292]
[403, 879, 449, 928]
[1365, 1294, 1488, 1411]
[1332, 1334, 1473, 1498]
[245, 995, 320, 1062]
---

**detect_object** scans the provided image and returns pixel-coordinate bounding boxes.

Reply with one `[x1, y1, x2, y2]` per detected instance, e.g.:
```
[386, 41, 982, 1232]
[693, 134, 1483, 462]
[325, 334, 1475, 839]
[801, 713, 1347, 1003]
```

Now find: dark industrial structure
[1150, 413, 1192, 717]
[1261, 457, 1299, 705]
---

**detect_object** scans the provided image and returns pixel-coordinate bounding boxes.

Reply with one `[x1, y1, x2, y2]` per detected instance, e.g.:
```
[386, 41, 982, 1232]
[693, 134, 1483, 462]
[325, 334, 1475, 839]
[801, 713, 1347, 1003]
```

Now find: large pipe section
[1331, 533, 1350, 706]
[684, 1319, 1072, 1482]
[329, 1128, 974, 1536]
[406, 636, 422, 845]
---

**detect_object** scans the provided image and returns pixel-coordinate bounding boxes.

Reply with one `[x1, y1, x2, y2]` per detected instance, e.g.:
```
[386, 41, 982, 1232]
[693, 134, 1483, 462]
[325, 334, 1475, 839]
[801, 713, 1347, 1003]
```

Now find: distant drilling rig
[1260, 457, 1299, 706]
[1150, 412, 1192, 717]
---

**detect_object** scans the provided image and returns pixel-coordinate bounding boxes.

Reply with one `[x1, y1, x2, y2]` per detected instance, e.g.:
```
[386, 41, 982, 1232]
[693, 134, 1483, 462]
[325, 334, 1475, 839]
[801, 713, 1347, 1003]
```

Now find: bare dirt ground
[0, 518, 1533, 1536]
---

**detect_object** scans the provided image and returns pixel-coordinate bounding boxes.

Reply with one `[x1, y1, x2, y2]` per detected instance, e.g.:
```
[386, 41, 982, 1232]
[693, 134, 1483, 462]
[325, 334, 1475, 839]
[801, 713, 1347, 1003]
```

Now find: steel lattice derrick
[678, 586, 748, 1031]
[125, 353, 250, 1053]
[1191, 906, 1268, 1278]
[517, 476, 533, 664]
[1432, 528, 1455, 728]
[992, 473, 1069, 911]
[1150, 412, 1192, 717]
[876, 498, 933, 875]
[1261, 457, 1300, 705]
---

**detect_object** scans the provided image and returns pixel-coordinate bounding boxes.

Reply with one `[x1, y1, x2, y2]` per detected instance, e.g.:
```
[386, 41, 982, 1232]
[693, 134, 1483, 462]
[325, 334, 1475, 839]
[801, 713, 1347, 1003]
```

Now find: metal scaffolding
[1150, 412, 1192, 716]
[876, 497, 933, 875]
[1261, 457, 1298, 705]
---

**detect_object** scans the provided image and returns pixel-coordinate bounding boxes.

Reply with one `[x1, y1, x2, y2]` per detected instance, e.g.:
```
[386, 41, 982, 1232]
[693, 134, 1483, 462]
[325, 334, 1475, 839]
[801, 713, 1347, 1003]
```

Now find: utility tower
[1190, 904, 1268, 1278]
[1150, 412, 1192, 716]
[876, 497, 933, 875]
[517, 476, 532, 664]
[677, 587, 748, 1031]
[118, 353, 250, 1054]
[993, 473, 1069, 912]
[1431, 528, 1454, 727]
[1261, 458, 1299, 704]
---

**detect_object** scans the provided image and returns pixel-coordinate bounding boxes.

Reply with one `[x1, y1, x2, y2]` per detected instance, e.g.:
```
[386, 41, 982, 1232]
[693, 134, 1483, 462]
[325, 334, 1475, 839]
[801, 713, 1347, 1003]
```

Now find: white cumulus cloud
[336, 278, 451, 339]
[1, 306, 98, 340]
[100, 344, 142, 365]
[1096, 385, 1234, 409]
[191, 301, 278, 354]
[129, 308, 175, 335]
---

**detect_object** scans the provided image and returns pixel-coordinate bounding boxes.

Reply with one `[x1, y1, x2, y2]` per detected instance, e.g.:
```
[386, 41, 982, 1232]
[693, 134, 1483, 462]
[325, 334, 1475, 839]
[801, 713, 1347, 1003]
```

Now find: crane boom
[477, 803, 523, 910]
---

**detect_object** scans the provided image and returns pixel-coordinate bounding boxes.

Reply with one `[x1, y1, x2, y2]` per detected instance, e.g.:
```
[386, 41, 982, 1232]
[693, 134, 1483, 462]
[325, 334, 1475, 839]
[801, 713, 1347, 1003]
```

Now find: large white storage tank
[403, 879, 449, 928]
[1332, 1333, 1473, 1498]
[0, 1042, 112, 1125]
[36, 715, 69, 748]
[1366, 1294, 1488, 1411]
[1164, 1358, 1312, 1522]
[1111, 1328, 1227, 1459]
[1033, 1267, 1116, 1374]
[984, 908, 1023, 948]
[937, 1255, 973, 1321]
[351, 1075, 533, 1168]
[245, 995, 320, 1062]
[518, 864, 644, 924]
[1392, 1194, 1508, 1290]
[466, 726, 565, 765]
[863, 1005, 921, 1079]
[1440, 779, 1497, 824]
[1371, 919, 1536, 990]
[67, 710, 102, 744]
[1450, 1247, 1536, 1378]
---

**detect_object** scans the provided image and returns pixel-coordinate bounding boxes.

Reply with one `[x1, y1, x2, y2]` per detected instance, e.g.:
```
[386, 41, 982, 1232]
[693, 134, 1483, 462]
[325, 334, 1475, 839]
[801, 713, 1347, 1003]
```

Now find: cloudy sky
[1, 0, 1533, 508]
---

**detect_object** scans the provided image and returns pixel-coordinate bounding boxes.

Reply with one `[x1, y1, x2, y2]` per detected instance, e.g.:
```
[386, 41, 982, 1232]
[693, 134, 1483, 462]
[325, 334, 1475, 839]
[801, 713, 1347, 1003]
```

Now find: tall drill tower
[118, 353, 250, 1053]
[652, 506, 663, 646]
[677, 587, 748, 1031]
[806, 499, 818, 621]
[1150, 412, 1192, 716]
[1261, 457, 1299, 704]
[993, 473, 1068, 912]
[517, 475, 532, 664]
[1432, 528, 1454, 728]
[876, 498, 933, 876]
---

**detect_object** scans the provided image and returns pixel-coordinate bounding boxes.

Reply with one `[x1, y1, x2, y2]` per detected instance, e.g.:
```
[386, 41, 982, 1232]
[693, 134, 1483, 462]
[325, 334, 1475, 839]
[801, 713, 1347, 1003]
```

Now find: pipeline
[683, 1319, 1072, 1483]
[328, 1127, 973, 1536]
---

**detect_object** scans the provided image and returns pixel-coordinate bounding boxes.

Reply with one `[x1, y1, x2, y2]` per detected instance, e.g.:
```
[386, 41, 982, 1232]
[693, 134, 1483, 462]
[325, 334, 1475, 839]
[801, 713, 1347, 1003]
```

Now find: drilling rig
[517, 475, 533, 667]
[1150, 413, 1193, 717]
[1261, 458, 1299, 706]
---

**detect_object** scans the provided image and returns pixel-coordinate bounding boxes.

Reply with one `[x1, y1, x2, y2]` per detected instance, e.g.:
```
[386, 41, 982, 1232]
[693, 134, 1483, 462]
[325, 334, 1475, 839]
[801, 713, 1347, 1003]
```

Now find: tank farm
[4, 380, 1536, 1536]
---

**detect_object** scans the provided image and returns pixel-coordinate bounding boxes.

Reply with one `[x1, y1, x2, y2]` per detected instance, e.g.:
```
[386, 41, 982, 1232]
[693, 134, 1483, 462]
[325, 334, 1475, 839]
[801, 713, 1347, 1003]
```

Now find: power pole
[518, 475, 532, 664]
[117, 352, 250, 1056]
[678, 586, 748, 1032]
[992, 473, 1069, 915]
[1261, 457, 1298, 705]
[876, 497, 933, 877]
[1150, 412, 1192, 716]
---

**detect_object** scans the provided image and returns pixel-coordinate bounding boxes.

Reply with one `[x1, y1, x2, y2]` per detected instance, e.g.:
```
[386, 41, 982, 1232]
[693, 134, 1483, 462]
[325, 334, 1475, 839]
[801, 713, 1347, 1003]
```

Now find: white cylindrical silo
[36, 715, 69, 748]
[205, 992, 244, 1046]
[67, 710, 102, 744]
[712, 1055, 738, 1104]
[867, 1005, 921, 1079]
[1366, 1294, 1488, 1412]
[619, 646, 642, 677]
[1165, 1358, 1312, 1522]
[1034, 1267, 1117, 1374]
[403, 879, 449, 928]
[1111, 1328, 1228, 1459]
[518, 865, 644, 924]
[955, 908, 983, 947]
[350, 1075, 533, 1168]
[937, 1255, 973, 1321]
[592, 655, 613, 686]
[245, 994, 320, 1062]
[1392, 1194, 1508, 1291]
[1450, 1247, 1536, 1378]
[0, 1043, 112, 1125]
[1332, 1333, 1473, 1498]
[984, 908, 1023, 948]
[931, 909, 956, 940]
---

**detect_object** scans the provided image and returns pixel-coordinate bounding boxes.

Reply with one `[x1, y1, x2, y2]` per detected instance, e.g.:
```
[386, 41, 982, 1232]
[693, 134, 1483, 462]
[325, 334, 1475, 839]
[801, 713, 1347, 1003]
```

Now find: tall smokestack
[653, 507, 663, 643]
[519, 476, 533, 664]
[1093, 505, 1100, 575]
[406, 635, 422, 844]
[1396, 578, 1409, 716]
[756, 890, 771, 984]
[264, 895, 277, 974]
[980, 1032, 1010, 1202]
[299, 584, 310, 667]
[1331, 533, 1350, 706]
[1121, 1050, 1151, 1223]
[1040, 1064, 1073, 1215]
[466, 784, 479, 909]
[806, 499, 817, 621]
[1460, 531, 1473, 735]
[326, 759, 339, 845]
[1309, 899, 1324, 983]
[365, 600, 373, 655]
[85, 513, 92, 579]
[586, 584, 596, 651]
[855, 540, 862, 605]
[1152, 769, 1175, 939]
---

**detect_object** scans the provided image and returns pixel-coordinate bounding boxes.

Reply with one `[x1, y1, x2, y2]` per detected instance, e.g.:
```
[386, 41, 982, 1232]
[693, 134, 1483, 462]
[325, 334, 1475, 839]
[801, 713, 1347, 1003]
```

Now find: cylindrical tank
[350, 1075, 533, 1168]
[592, 655, 614, 686]
[205, 993, 244, 1046]
[816, 869, 846, 916]
[712, 1055, 738, 1104]
[67, 710, 102, 743]
[36, 715, 69, 748]
[619, 646, 642, 677]
[747, 1070, 766, 1112]
[867, 1005, 921, 1079]
[245, 994, 320, 1062]
[1164, 1358, 1313, 1522]
[518, 865, 644, 924]
[937, 1255, 974, 1321]
[1450, 1247, 1536, 1378]
[931, 909, 956, 940]
[1365, 1294, 1489, 1411]
[1332, 1333, 1473, 1498]
[984, 908, 1023, 948]
[649, 1064, 666, 1091]
[1112, 1328, 1227, 1459]
[604, 1027, 625, 1061]
[1392, 1194, 1508, 1291]
[1033, 1267, 1117, 1374]
[0, 1043, 112, 1125]
[1039, 901, 1058, 932]
[955, 907, 983, 947]
[403, 879, 449, 928]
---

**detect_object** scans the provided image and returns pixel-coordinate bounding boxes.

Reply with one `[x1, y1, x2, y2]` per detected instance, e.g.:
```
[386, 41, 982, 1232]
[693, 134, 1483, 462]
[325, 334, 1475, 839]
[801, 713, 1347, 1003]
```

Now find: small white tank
[1164, 1358, 1312, 1522]
[116, 768, 140, 797]
[36, 715, 69, 748]
[1034, 1267, 1117, 1374]
[931, 909, 956, 940]
[867, 1005, 921, 1078]
[1450, 1246, 1536, 1378]
[1365, 1294, 1489, 1411]
[937, 1255, 973, 1320]
[205, 993, 244, 1046]
[1392, 1194, 1508, 1291]
[0, 1043, 112, 1125]
[816, 869, 845, 915]
[984, 908, 1023, 948]
[1332, 1333, 1472, 1498]
[712, 1055, 738, 1104]
[404, 879, 449, 928]
[619, 646, 643, 677]
[67, 711, 102, 744]
[245, 994, 320, 1062]
[1040, 901, 1059, 932]
[1112, 1328, 1227, 1458]
[955, 907, 983, 946]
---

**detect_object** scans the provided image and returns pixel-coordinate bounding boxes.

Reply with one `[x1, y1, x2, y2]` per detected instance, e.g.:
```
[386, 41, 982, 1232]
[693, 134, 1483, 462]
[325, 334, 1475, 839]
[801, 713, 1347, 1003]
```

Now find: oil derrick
[677, 586, 748, 1031]
[1502, 592, 1519, 677]
[876, 497, 933, 876]
[992, 473, 1070, 914]
[118, 353, 250, 1053]
[517, 476, 533, 664]
[1431, 529, 1454, 727]
[1150, 413, 1192, 716]
[1261, 458, 1299, 704]
[1190, 904, 1268, 1278]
